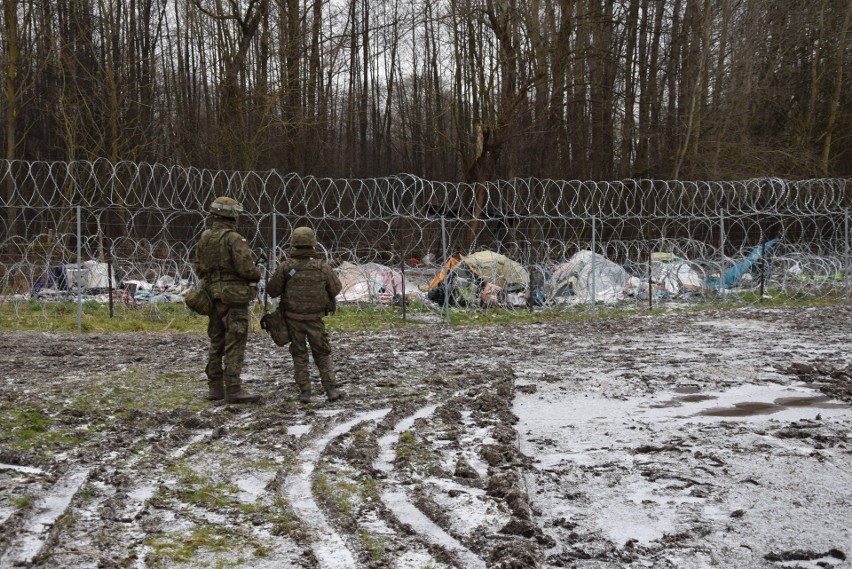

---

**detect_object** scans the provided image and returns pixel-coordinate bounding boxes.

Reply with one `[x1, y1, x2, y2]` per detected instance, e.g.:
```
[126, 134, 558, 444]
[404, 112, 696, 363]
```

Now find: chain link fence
[1, 160, 850, 322]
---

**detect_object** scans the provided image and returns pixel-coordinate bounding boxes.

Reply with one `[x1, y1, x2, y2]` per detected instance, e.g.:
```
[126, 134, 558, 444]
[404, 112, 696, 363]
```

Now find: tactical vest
[284, 258, 329, 315]
[198, 228, 238, 282]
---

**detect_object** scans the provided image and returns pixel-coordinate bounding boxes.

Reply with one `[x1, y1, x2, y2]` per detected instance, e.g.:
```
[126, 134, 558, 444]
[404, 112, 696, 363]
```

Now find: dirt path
[0, 305, 850, 568]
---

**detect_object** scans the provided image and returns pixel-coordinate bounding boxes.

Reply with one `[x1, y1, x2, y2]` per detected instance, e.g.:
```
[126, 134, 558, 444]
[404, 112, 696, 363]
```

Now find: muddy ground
[0, 305, 851, 568]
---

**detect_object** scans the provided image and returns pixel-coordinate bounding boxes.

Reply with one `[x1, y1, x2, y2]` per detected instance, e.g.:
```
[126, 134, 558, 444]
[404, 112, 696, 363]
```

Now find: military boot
[207, 381, 225, 401]
[298, 389, 312, 404]
[225, 385, 260, 404]
[325, 388, 342, 402]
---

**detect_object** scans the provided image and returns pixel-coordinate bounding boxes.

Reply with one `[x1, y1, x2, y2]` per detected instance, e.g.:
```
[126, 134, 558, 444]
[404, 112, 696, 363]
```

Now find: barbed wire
[0, 160, 849, 313]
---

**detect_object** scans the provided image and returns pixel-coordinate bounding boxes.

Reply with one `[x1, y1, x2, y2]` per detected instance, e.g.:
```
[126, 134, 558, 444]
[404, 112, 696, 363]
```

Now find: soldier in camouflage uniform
[267, 227, 343, 403]
[194, 197, 262, 404]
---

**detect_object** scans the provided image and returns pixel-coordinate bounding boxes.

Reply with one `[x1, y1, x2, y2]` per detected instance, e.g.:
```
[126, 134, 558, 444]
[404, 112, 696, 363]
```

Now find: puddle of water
[700, 402, 783, 417]
[699, 394, 850, 417]
[677, 394, 717, 403]
[774, 395, 847, 409]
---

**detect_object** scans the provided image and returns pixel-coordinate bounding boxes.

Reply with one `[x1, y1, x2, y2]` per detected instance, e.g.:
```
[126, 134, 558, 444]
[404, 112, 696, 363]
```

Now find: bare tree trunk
[620, 0, 640, 177]
[2, 0, 20, 238]
[821, 0, 851, 174]
[672, 0, 711, 179]
[191, 0, 267, 170]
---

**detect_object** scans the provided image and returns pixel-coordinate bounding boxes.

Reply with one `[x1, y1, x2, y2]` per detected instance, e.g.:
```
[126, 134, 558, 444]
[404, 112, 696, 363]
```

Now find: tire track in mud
[0, 418, 212, 566]
[15, 406, 263, 568]
[375, 403, 488, 569]
[0, 466, 91, 567]
[283, 407, 392, 568]
[358, 371, 544, 569]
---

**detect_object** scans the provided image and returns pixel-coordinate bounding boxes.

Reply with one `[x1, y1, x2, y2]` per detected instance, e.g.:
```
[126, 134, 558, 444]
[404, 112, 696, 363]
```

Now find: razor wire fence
[0, 159, 850, 324]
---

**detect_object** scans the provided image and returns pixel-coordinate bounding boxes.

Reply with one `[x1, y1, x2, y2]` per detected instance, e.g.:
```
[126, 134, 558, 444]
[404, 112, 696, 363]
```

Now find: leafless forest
[2, 0, 850, 181]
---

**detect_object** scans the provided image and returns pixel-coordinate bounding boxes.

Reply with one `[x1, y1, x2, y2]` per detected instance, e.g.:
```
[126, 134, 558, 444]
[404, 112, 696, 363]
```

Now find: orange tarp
[425, 255, 465, 290]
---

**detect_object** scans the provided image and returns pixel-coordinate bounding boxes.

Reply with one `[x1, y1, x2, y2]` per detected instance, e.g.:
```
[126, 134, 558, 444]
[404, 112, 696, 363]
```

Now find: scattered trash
[425, 250, 529, 307]
[336, 261, 423, 304]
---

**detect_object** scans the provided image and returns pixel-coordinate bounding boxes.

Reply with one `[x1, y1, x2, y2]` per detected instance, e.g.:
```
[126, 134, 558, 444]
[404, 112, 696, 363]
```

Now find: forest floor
[1, 304, 851, 569]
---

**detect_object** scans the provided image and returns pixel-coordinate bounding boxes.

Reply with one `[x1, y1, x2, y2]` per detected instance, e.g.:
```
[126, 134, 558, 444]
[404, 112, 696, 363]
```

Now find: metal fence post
[400, 255, 407, 321]
[591, 214, 597, 308]
[719, 208, 726, 292]
[76, 204, 83, 333]
[271, 208, 277, 273]
[846, 208, 850, 302]
[441, 215, 449, 323]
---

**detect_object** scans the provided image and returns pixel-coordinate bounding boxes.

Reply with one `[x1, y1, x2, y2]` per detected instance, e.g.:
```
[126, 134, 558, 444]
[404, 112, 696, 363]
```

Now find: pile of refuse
[22, 237, 841, 309]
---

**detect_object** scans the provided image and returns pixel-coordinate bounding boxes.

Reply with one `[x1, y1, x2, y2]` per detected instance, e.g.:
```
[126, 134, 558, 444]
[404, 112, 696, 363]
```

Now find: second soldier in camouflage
[267, 227, 342, 403]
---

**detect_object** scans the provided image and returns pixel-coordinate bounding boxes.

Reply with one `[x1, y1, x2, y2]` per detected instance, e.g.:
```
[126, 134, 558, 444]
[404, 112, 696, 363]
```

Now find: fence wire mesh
[1, 160, 850, 322]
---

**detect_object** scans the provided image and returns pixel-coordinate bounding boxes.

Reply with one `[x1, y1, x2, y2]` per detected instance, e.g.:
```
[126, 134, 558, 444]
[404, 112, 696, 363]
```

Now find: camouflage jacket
[194, 218, 261, 298]
[267, 248, 341, 319]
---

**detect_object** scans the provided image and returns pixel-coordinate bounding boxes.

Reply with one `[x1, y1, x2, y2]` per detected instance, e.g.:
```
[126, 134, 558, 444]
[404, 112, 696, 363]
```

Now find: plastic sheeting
[336, 262, 422, 303]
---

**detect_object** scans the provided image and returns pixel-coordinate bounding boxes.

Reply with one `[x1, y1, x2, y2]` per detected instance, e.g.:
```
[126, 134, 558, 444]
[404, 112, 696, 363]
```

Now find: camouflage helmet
[209, 196, 243, 219]
[291, 227, 317, 248]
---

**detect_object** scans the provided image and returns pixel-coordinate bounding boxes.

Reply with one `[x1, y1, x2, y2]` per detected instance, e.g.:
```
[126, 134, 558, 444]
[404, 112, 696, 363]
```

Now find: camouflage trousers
[205, 300, 250, 390]
[286, 317, 337, 393]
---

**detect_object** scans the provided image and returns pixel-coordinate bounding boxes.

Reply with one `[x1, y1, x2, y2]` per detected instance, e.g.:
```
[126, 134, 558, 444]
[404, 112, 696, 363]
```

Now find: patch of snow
[235, 472, 275, 503]
[287, 423, 311, 437]
[376, 404, 438, 473]
[0, 463, 45, 475]
[516, 344, 852, 567]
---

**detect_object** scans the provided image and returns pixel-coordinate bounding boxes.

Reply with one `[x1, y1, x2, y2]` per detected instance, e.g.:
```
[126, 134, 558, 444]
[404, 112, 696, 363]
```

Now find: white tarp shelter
[546, 250, 632, 303]
[336, 261, 422, 303]
[64, 260, 116, 290]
